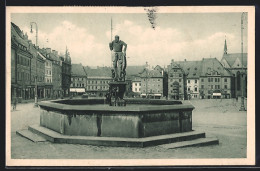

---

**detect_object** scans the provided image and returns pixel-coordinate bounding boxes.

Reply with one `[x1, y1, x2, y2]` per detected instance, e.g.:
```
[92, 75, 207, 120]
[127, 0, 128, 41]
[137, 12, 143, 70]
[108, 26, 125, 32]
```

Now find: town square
[6, 6, 255, 166]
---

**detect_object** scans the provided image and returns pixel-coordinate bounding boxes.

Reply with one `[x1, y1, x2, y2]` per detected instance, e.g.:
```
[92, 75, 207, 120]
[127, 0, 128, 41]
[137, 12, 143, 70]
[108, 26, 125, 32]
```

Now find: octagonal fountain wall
[38, 99, 194, 138]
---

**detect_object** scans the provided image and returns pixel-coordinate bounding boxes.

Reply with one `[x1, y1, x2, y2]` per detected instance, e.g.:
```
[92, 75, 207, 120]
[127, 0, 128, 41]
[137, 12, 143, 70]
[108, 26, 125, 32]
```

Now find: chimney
[46, 48, 51, 54]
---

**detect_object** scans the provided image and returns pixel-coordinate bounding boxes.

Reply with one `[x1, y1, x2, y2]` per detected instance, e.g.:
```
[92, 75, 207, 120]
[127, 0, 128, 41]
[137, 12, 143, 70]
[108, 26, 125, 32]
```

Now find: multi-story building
[60, 47, 72, 97]
[40, 48, 53, 99]
[11, 22, 33, 101]
[84, 66, 112, 97]
[139, 64, 164, 99]
[125, 65, 145, 97]
[221, 39, 247, 98]
[50, 50, 62, 99]
[27, 40, 45, 100]
[132, 76, 142, 94]
[167, 59, 186, 100]
[199, 58, 232, 99]
[70, 63, 87, 96]
[176, 60, 201, 99]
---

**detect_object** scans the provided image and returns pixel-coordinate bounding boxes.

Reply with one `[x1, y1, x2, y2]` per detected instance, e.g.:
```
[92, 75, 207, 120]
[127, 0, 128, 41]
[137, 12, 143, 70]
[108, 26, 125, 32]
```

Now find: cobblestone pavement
[10, 99, 247, 159]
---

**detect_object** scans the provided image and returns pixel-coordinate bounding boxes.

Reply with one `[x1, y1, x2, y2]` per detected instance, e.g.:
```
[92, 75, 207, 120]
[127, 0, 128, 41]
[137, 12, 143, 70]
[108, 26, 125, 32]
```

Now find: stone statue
[109, 35, 127, 81]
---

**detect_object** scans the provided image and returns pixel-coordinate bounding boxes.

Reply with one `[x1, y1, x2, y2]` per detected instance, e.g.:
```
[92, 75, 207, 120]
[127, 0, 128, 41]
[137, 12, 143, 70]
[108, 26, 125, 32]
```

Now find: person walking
[12, 96, 17, 111]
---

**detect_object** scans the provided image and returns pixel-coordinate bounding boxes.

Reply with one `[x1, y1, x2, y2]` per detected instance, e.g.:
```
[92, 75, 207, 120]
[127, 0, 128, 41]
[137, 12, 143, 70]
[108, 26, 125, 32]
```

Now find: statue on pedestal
[109, 35, 127, 82]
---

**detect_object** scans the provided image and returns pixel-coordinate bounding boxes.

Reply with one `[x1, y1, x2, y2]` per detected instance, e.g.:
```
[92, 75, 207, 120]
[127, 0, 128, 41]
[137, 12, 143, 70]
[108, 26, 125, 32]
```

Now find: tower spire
[224, 36, 227, 55]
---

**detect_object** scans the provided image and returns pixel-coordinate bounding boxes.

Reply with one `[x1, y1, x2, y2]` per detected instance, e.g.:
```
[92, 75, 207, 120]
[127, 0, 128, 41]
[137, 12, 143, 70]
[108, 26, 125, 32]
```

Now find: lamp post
[30, 22, 38, 107]
[239, 12, 246, 111]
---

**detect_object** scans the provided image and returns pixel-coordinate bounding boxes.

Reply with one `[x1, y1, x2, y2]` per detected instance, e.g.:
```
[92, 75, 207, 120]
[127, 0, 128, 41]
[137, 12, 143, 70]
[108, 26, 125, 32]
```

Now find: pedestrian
[12, 97, 17, 111]
[236, 96, 238, 102]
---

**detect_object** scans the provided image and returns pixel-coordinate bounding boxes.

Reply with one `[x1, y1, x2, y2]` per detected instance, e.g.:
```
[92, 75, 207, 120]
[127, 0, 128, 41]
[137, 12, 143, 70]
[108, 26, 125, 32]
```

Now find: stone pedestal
[108, 81, 127, 106]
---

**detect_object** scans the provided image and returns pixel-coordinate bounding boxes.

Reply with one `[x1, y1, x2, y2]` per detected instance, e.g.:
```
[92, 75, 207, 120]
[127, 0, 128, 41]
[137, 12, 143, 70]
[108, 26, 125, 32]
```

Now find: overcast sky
[11, 12, 248, 67]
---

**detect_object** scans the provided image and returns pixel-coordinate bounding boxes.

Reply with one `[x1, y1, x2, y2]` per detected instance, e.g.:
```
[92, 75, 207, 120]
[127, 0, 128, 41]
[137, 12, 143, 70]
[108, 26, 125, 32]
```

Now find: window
[179, 79, 181, 82]
[188, 88, 190, 91]
[201, 85, 204, 89]
[135, 88, 137, 91]
[188, 80, 190, 83]
[195, 80, 197, 83]
[195, 87, 197, 92]
[211, 78, 213, 82]
[215, 85, 218, 89]
[139, 88, 141, 91]
[224, 78, 227, 82]
[135, 83, 137, 86]
[139, 83, 141, 86]
[215, 78, 217, 82]
[179, 74, 182, 77]
[218, 78, 220, 82]
[211, 85, 213, 89]
[208, 78, 210, 82]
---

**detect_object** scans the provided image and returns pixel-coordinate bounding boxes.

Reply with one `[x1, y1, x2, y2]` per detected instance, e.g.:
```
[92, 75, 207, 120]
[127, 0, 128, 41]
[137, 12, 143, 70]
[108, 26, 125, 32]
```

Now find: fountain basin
[38, 99, 194, 138]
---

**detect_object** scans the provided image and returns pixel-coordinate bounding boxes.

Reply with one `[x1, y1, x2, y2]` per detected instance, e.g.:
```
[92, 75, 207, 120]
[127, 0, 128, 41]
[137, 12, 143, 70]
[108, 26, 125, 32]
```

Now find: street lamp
[30, 22, 38, 107]
[239, 12, 246, 111]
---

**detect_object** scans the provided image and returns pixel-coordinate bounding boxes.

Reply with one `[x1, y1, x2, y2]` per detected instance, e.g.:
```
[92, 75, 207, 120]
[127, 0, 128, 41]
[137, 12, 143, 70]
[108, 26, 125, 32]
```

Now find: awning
[141, 93, 161, 96]
[213, 93, 221, 96]
[70, 88, 85, 93]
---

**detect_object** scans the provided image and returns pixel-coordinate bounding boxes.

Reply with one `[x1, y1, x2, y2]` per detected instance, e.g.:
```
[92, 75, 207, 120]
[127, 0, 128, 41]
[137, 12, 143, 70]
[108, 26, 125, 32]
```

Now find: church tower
[224, 38, 227, 55]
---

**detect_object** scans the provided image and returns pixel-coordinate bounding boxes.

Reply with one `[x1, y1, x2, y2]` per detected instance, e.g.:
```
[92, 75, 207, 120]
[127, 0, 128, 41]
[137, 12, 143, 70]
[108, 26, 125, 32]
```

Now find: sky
[11, 12, 248, 67]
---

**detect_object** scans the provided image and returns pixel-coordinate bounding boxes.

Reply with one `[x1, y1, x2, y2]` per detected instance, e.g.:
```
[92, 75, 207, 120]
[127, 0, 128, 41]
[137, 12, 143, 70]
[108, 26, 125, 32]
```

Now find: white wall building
[187, 78, 199, 99]
[132, 80, 141, 93]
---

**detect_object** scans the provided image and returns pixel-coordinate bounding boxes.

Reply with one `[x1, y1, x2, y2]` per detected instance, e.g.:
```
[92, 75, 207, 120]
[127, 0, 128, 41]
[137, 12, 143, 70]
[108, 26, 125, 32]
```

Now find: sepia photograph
[5, 6, 255, 166]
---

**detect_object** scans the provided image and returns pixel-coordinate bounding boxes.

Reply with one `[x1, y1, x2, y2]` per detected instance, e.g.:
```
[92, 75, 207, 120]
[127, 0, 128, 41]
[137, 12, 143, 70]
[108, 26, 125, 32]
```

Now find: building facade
[139, 66, 164, 99]
[199, 58, 232, 99]
[132, 77, 142, 93]
[50, 50, 62, 99]
[84, 66, 112, 97]
[60, 48, 72, 97]
[167, 59, 186, 100]
[70, 63, 87, 96]
[221, 39, 247, 98]
[11, 23, 33, 101]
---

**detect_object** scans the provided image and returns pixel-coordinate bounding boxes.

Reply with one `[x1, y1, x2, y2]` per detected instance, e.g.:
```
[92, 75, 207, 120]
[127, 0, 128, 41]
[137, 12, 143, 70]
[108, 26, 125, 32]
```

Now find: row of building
[11, 22, 72, 102]
[11, 22, 247, 101]
[69, 39, 247, 100]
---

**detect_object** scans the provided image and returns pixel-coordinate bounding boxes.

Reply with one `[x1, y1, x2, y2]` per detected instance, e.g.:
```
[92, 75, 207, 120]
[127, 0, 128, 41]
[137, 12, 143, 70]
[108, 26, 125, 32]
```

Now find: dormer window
[194, 67, 197, 70]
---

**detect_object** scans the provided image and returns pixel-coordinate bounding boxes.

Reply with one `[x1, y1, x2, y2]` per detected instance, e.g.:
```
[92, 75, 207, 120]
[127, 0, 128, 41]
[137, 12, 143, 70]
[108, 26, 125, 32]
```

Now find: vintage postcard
[6, 6, 255, 166]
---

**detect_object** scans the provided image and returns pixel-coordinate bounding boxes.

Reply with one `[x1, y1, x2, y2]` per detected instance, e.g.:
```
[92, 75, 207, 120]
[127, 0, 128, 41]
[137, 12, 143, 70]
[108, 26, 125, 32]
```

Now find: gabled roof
[200, 58, 232, 77]
[139, 68, 163, 78]
[71, 64, 87, 77]
[222, 53, 247, 68]
[175, 61, 202, 79]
